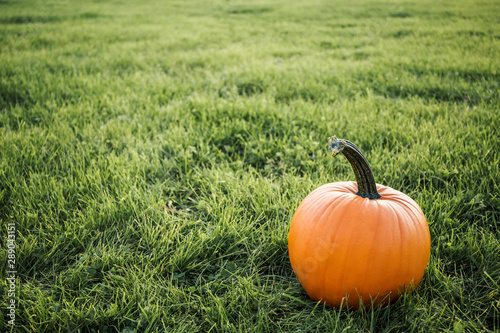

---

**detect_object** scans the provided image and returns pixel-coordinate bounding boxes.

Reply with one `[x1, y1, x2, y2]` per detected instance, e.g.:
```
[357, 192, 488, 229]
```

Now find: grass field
[1, 0, 499, 331]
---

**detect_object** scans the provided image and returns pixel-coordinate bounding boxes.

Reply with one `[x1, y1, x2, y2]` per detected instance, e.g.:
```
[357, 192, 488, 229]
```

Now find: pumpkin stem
[328, 136, 381, 199]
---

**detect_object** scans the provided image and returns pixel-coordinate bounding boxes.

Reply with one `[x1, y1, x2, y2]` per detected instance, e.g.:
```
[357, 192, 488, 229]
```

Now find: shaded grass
[0, 0, 499, 331]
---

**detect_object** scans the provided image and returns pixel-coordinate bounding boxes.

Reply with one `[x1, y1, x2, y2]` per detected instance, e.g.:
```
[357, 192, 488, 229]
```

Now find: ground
[0, 0, 499, 331]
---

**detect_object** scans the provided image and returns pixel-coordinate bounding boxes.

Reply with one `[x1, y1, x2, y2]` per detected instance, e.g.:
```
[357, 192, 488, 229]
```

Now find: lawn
[0, 0, 499, 331]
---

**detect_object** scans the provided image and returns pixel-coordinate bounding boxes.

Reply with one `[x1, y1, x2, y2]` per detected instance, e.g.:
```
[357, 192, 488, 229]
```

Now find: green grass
[1, 0, 499, 331]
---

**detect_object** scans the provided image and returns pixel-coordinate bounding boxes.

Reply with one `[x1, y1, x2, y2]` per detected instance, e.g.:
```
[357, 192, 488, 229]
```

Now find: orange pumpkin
[288, 136, 431, 309]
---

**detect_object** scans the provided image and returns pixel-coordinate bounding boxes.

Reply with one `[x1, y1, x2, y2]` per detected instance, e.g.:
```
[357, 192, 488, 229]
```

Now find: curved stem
[328, 136, 381, 199]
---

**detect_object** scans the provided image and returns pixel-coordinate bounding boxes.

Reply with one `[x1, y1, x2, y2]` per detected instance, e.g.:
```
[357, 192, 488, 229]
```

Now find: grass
[0, 0, 499, 331]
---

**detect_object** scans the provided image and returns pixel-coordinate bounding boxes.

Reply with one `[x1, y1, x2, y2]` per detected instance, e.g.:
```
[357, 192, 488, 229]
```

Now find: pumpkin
[288, 136, 431, 309]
